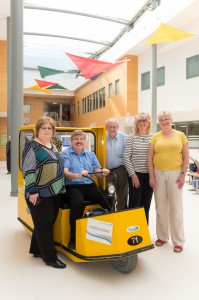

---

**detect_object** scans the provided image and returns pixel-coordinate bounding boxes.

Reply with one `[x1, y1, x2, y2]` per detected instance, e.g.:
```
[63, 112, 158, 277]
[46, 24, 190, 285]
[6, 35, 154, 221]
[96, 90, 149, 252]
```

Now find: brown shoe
[155, 239, 167, 246]
[174, 245, 183, 253]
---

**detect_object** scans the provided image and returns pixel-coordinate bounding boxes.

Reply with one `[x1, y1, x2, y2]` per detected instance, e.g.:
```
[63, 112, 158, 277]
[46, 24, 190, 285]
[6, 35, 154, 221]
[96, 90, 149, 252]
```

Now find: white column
[10, 0, 24, 196]
[151, 43, 157, 133]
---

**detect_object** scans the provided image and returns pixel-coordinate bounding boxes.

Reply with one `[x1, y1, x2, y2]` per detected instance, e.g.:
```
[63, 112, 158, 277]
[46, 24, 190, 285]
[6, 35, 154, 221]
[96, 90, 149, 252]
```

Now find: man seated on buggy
[62, 130, 110, 250]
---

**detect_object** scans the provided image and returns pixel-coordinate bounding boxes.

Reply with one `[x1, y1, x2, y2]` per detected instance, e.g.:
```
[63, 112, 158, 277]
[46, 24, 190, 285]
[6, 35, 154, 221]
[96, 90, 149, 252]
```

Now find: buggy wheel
[111, 255, 138, 273]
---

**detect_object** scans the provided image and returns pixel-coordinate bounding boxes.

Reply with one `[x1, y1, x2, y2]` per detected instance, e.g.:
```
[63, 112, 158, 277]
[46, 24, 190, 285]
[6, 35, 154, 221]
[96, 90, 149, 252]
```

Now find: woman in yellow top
[148, 111, 189, 253]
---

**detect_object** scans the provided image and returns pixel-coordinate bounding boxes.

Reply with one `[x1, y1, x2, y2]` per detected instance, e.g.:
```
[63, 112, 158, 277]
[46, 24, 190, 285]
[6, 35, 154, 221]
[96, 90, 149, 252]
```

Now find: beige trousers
[154, 170, 185, 246]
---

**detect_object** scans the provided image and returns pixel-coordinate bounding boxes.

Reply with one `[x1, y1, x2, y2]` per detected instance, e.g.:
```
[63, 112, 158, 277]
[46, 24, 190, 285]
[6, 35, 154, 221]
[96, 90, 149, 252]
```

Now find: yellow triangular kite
[24, 84, 52, 94]
[146, 23, 194, 45]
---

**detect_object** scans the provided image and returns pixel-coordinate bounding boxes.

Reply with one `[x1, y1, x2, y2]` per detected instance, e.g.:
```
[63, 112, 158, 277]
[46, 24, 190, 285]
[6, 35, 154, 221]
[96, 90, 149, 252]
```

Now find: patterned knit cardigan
[22, 140, 65, 198]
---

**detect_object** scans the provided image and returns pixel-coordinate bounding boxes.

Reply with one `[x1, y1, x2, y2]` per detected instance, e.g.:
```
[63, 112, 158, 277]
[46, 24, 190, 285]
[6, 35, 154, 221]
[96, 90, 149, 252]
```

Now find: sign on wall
[1, 135, 7, 147]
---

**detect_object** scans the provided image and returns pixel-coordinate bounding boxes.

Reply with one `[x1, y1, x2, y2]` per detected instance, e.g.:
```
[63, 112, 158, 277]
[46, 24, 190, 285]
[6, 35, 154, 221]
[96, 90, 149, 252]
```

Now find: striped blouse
[123, 134, 152, 176]
[22, 140, 65, 198]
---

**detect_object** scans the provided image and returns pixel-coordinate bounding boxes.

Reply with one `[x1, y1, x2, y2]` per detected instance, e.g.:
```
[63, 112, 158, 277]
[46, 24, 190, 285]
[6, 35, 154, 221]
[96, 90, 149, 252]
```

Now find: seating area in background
[187, 162, 199, 194]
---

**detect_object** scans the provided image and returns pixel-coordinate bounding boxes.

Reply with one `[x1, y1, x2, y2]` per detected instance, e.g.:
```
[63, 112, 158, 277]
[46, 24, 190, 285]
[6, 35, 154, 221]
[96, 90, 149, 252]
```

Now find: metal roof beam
[24, 32, 111, 46]
[24, 4, 129, 25]
[93, 0, 157, 58]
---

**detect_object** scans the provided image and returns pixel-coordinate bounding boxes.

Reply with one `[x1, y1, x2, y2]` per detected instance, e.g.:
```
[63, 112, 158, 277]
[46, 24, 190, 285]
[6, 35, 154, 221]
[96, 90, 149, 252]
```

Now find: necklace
[138, 133, 147, 141]
[36, 137, 52, 148]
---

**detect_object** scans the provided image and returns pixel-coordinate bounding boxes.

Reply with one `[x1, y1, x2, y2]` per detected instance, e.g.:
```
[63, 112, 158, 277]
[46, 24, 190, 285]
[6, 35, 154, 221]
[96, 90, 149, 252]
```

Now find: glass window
[56, 130, 96, 153]
[82, 98, 86, 114]
[19, 130, 34, 170]
[157, 66, 165, 86]
[186, 55, 199, 79]
[108, 83, 113, 97]
[189, 121, 199, 135]
[87, 96, 90, 113]
[71, 103, 75, 114]
[77, 101, 80, 116]
[175, 123, 187, 135]
[115, 79, 120, 95]
[23, 104, 31, 113]
[89, 95, 93, 112]
[188, 121, 199, 148]
[102, 87, 105, 107]
[95, 91, 99, 110]
[141, 71, 150, 90]
[99, 87, 105, 108]
[92, 93, 96, 111]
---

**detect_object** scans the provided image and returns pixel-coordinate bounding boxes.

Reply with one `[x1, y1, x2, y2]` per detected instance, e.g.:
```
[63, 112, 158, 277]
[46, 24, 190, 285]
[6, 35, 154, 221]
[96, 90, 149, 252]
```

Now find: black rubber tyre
[111, 255, 138, 273]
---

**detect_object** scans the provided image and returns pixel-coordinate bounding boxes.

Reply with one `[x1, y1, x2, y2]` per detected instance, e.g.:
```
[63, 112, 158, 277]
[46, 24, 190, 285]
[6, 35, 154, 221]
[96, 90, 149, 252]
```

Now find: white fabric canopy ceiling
[23, 0, 153, 91]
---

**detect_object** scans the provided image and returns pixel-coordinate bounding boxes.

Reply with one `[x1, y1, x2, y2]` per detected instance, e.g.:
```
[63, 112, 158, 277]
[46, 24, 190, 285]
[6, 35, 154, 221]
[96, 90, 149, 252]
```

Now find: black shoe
[33, 253, 42, 258]
[68, 239, 75, 250]
[45, 259, 66, 269]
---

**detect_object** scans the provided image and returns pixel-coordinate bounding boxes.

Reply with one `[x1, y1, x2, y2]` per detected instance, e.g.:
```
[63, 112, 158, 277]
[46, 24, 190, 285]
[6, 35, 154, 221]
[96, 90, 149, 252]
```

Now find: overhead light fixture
[53, 102, 57, 104]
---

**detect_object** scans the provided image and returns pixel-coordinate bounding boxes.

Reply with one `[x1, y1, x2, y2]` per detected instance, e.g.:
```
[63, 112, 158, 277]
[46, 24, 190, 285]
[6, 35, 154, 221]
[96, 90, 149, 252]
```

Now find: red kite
[66, 53, 125, 79]
[35, 79, 57, 88]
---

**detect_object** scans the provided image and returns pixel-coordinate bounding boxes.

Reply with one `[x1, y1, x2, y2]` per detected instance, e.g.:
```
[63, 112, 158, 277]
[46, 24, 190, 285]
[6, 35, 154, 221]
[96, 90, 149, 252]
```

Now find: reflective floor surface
[0, 161, 198, 300]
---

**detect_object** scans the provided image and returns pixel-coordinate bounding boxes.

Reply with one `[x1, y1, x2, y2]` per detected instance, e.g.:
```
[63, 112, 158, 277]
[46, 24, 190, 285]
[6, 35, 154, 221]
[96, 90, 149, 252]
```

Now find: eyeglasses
[107, 125, 117, 129]
[138, 119, 148, 123]
[159, 118, 171, 123]
[40, 127, 52, 130]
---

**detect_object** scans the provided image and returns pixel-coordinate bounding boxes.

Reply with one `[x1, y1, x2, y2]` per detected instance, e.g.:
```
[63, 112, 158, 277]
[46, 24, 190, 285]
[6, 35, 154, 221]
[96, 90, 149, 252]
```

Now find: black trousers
[65, 184, 110, 240]
[26, 195, 60, 263]
[128, 172, 153, 224]
[106, 165, 128, 211]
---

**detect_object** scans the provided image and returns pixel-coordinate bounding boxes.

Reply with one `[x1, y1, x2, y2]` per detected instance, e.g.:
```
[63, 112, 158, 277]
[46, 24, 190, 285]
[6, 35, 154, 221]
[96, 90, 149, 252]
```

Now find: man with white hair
[106, 118, 128, 211]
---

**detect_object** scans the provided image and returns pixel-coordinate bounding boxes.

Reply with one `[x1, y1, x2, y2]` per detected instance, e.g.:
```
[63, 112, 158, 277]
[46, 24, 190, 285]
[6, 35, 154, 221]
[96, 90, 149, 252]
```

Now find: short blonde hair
[35, 116, 56, 137]
[133, 112, 152, 135]
[70, 130, 86, 141]
[157, 110, 172, 122]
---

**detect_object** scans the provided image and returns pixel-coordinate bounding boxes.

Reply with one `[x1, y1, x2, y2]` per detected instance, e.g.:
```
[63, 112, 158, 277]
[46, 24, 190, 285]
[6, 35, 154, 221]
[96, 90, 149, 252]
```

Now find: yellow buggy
[18, 125, 154, 273]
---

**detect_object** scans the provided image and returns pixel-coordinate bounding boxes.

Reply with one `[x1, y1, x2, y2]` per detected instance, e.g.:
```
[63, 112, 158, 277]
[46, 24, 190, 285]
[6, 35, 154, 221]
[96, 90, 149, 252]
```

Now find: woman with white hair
[148, 111, 189, 253]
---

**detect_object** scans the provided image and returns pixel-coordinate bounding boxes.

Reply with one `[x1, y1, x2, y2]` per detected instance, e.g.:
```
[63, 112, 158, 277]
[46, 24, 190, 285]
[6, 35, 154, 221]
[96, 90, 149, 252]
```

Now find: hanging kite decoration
[24, 78, 67, 93]
[35, 79, 58, 88]
[24, 84, 52, 94]
[46, 84, 67, 90]
[37, 66, 66, 78]
[24, 53, 129, 93]
[66, 53, 127, 79]
[146, 23, 194, 44]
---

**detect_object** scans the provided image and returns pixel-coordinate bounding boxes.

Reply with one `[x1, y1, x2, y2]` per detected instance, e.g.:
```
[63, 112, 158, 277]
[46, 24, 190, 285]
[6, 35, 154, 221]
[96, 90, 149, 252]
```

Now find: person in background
[106, 118, 128, 211]
[67, 108, 70, 121]
[62, 130, 110, 250]
[123, 112, 153, 224]
[51, 121, 62, 152]
[62, 111, 66, 121]
[148, 110, 189, 253]
[22, 116, 66, 268]
[6, 136, 11, 174]
[188, 156, 199, 191]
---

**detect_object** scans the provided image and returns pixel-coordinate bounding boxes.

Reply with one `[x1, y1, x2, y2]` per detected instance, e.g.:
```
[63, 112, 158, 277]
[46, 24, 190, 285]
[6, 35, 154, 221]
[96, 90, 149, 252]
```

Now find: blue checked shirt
[62, 146, 101, 185]
[106, 131, 128, 169]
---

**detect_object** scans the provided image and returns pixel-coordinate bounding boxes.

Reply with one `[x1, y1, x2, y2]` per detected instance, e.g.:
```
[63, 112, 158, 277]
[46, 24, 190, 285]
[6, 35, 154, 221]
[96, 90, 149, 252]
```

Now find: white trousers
[154, 170, 185, 246]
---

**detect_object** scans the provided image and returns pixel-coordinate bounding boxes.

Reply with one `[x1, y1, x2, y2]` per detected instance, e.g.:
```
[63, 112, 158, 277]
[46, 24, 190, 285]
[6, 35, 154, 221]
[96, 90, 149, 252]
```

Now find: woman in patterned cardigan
[22, 116, 66, 269]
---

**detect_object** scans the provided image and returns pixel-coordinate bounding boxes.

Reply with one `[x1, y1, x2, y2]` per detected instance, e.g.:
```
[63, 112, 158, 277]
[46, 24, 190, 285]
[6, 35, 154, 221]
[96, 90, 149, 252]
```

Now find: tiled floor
[0, 160, 199, 300]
